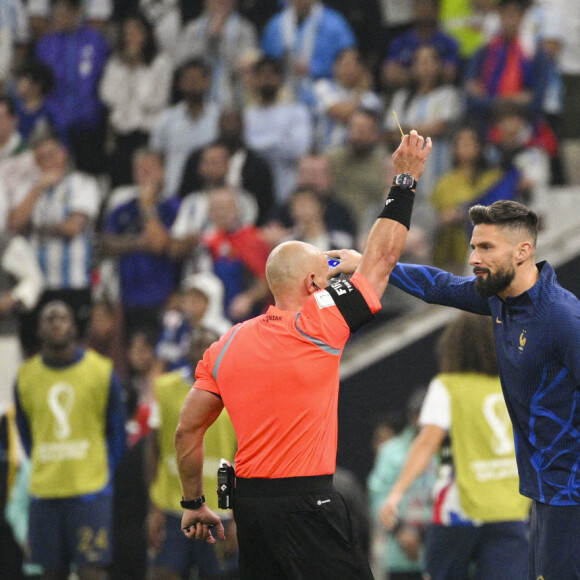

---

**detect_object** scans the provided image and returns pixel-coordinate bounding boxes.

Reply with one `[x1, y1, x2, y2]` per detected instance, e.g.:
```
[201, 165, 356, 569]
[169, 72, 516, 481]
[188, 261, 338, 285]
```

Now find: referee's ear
[307, 275, 319, 294]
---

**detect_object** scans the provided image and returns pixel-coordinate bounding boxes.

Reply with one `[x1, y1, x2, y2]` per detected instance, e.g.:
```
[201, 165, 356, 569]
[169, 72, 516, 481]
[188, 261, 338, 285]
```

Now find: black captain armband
[326, 280, 374, 333]
[378, 186, 416, 230]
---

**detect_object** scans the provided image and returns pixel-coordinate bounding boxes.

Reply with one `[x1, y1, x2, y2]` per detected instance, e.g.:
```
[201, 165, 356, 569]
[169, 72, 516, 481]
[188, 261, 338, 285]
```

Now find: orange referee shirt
[193, 273, 381, 479]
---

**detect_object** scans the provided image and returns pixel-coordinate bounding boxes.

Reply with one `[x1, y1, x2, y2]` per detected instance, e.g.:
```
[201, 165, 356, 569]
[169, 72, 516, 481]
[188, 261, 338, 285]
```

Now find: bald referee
[174, 130, 432, 579]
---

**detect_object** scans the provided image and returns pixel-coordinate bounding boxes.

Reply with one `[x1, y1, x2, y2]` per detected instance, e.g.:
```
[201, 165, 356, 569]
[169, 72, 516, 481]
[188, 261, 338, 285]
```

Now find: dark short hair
[469, 200, 539, 246]
[179, 57, 211, 79]
[17, 61, 54, 95]
[253, 56, 283, 76]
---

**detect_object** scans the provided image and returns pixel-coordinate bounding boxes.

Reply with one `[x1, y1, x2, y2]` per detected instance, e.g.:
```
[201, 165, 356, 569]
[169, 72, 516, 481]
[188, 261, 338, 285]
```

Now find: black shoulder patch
[326, 279, 374, 333]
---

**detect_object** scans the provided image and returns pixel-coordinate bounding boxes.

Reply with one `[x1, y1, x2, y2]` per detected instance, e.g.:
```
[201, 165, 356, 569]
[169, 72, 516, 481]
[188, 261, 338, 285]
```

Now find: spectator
[295, 153, 356, 237]
[382, 0, 460, 91]
[102, 149, 181, 340]
[430, 126, 505, 273]
[0, 148, 40, 231]
[244, 56, 312, 204]
[27, 0, 113, 36]
[139, 0, 182, 57]
[168, 142, 258, 271]
[201, 186, 271, 322]
[10, 131, 101, 354]
[327, 108, 390, 241]
[463, 0, 551, 131]
[368, 388, 436, 580]
[384, 44, 465, 241]
[554, 0, 580, 184]
[174, 0, 258, 107]
[287, 185, 353, 251]
[0, 231, 44, 408]
[12, 61, 56, 144]
[439, 0, 493, 60]
[35, 0, 110, 175]
[381, 312, 530, 580]
[86, 298, 127, 379]
[124, 329, 159, 440]
[147, 326, 238, 579]
[313, 47, 382, 152]
[261, 0, 356, 105]
[0, 0, 28, 87]
[155, 272, 231, 371]
[149, 58, 220, 199]
[14, 300, 125, 579]
[486, 104, 552, 207]
[99, 12, 173, 188]
[178, 109, 275, 225]
[0, 97, 25, 162]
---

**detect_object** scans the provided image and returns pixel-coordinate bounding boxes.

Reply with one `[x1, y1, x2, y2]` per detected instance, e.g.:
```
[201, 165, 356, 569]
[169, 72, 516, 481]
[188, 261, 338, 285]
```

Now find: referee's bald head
[266, 241, 325, 298]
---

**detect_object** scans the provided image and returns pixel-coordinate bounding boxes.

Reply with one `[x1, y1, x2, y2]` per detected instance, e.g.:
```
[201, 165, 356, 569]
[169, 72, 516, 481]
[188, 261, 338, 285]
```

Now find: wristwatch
[180, 495, 206, 509]
[392, 173, 418, 190]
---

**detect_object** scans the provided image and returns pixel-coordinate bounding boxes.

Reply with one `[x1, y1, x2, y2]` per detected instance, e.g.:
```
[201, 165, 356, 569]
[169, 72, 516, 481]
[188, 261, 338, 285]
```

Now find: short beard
[473, 265, 515, 298]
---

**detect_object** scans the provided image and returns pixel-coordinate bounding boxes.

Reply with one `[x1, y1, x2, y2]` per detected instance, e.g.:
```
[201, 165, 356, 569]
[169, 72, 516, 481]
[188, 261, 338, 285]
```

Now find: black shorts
[233, 475, 373, 580]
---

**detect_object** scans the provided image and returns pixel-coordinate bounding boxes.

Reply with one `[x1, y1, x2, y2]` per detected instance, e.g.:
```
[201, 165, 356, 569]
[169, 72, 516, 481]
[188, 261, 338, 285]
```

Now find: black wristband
[180, 495, 205, 509]
[378, 186, 415, 229]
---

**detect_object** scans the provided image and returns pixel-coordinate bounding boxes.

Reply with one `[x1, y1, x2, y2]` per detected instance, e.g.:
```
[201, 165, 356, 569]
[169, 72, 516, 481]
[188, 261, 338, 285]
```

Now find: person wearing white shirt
[0, 233, 43, 406]
[150, 59, 221, 199]
[313, 47, 382, 152]
[100, 12, 173, 187]
[174, 0, 258, 107]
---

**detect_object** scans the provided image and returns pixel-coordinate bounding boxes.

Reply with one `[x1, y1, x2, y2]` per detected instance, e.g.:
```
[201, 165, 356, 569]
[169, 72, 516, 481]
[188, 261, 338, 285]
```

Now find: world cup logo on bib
[483, 393, 514, 455]
[47, 382, 75, 440]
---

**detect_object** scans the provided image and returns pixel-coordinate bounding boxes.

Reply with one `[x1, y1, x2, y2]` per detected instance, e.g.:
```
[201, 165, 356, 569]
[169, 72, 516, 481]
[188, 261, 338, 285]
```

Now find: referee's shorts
[233, 474, 373, 580]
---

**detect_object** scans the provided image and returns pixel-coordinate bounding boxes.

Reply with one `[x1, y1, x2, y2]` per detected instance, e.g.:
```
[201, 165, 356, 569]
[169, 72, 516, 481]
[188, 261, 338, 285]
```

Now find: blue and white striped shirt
[27, 172, 100, 290]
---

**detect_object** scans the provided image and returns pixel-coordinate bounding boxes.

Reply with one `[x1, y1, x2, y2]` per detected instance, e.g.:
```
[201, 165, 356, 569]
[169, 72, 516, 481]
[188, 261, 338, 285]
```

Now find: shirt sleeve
[390, 263, 491, 316]
[2, 236, 44, 310]
[194, 328, 238, 397]
[418, 377, 451, 430]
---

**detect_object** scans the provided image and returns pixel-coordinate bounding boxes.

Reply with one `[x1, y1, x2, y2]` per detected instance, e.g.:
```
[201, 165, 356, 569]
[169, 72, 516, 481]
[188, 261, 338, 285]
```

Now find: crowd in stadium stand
[0, 0, 578, 578]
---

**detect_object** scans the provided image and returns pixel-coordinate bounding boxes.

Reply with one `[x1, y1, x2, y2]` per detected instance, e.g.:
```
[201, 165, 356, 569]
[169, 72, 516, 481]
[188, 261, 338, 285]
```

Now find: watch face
[396, 173, 414, 188]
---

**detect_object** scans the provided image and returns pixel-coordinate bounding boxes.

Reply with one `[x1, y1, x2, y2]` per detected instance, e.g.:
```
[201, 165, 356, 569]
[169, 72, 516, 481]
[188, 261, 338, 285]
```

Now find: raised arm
[340, 130, 431, 300]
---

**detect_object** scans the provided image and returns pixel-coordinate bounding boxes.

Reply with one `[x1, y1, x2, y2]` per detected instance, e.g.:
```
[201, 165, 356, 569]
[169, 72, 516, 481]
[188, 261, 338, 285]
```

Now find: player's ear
[516, 241, 533, 263]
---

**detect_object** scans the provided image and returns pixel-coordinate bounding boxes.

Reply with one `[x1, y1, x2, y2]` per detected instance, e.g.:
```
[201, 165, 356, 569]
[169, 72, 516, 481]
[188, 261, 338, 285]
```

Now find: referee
[175, 131, 432, 579]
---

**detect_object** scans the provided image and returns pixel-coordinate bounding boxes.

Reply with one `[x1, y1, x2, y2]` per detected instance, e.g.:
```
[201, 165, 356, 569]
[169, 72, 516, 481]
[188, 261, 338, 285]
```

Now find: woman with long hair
[100, 12, 173, 187]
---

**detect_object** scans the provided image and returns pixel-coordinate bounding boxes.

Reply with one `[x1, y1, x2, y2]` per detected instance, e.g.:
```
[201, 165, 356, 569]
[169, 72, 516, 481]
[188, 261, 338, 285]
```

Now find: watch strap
[180, 495, 206, 509]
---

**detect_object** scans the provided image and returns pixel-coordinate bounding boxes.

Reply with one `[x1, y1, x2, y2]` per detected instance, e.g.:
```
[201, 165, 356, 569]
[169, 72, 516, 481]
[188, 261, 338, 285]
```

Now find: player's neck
[499, 262, 540, 300]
